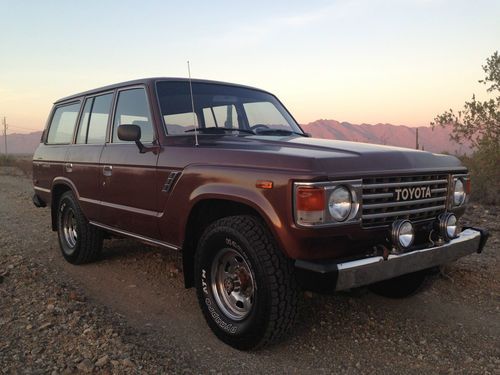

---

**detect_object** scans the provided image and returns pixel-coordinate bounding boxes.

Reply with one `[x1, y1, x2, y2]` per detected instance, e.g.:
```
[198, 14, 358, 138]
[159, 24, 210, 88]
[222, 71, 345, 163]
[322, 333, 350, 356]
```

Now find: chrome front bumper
[295, 228, 488, 292]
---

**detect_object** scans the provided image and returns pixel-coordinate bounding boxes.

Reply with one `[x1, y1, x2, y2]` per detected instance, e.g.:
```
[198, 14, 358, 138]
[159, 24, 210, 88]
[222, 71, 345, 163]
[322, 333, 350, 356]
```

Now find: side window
[76, 99, 93, 144]
[46, 102, 81, 144]
[87, 93, 113, 144]
[113, 88, 154, 143]
[77, 94, 113, 144]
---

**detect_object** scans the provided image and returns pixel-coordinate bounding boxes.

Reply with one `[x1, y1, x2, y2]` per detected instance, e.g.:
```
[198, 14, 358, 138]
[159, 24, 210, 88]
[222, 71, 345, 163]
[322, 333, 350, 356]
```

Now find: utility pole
[2, 116, 7, 155]
[415, 128, 419, 150]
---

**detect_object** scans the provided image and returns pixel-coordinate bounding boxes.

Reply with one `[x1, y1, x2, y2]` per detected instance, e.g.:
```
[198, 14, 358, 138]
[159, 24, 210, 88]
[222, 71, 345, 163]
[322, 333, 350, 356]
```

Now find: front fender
[158, 164, 289, 254]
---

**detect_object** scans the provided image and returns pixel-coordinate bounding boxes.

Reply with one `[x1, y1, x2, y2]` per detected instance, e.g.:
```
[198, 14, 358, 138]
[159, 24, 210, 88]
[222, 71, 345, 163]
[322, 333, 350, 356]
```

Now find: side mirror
[117, 124, 141, 142]
[117, 124, 159, 154]
[117, 124, 147, 154]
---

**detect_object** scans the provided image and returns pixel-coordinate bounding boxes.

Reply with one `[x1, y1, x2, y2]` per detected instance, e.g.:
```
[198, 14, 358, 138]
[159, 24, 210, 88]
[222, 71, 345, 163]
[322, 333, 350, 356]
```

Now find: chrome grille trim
[362, 205, 447, 220]
[363, 179, 448, 189]
[361, 174, 449, 228]
[363, 196, 446, 210]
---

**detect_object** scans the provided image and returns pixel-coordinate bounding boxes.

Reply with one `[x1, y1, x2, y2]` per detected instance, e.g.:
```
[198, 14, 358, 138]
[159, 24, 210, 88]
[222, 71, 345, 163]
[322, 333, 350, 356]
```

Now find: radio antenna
[187, 60, 199, 147]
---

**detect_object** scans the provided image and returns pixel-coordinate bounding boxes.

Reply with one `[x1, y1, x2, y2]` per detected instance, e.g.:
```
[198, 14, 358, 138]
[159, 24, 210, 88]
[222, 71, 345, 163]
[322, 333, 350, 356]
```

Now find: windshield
[155, 81, 303, 136]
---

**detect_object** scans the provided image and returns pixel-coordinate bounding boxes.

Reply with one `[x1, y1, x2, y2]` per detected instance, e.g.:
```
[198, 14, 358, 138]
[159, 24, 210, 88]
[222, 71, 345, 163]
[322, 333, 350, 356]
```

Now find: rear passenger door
[66, 92, 114, 221]
[98, 86, 160, 239]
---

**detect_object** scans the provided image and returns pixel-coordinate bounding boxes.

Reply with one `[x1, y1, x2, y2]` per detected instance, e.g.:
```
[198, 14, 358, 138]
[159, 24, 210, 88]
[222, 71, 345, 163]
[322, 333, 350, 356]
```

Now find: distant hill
[302, 120, 471, 155]
[0, 131, 43, 155]
[0, 121, 470, 156]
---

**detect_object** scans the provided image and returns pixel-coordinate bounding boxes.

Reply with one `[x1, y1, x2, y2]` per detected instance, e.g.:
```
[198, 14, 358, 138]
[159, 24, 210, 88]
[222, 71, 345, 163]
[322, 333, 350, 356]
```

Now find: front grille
[361, 174, 449, 228]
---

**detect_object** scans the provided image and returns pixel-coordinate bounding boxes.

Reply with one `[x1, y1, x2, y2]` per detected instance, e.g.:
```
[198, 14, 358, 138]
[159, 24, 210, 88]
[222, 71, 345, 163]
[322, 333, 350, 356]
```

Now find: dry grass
[0, 154, 33, 177]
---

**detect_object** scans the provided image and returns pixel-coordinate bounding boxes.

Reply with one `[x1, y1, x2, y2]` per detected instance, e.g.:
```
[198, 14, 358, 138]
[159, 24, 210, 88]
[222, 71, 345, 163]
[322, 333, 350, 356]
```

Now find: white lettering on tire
[205, 298, 237, 334]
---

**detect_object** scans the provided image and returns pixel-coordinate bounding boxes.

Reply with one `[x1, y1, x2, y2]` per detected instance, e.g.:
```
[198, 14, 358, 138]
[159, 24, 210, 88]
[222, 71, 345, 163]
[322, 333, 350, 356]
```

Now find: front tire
[194, 215, 297, 350]
[57, 191, 103, 264]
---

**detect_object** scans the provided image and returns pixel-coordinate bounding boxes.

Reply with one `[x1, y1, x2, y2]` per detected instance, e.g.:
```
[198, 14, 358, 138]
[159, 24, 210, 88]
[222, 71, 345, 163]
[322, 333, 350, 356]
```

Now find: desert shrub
[459, 140, 500, 205]
[433, 51, 499, 205]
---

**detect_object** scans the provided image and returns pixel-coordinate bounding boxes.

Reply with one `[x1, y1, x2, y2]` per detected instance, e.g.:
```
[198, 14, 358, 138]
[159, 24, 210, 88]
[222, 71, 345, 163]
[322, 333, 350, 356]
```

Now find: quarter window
[113, 88, 154, 143]
[46, 102, 81, 144]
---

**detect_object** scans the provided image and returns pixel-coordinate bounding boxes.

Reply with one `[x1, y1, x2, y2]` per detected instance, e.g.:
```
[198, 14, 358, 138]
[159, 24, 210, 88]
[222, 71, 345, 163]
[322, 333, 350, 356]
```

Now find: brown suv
[32, 78, 488, 349]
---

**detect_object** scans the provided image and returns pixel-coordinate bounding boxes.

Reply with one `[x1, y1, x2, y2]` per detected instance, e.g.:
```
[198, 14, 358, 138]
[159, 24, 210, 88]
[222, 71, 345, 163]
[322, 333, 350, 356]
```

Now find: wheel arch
[182, 198, 274, 288]
[50, 178, 79, 231]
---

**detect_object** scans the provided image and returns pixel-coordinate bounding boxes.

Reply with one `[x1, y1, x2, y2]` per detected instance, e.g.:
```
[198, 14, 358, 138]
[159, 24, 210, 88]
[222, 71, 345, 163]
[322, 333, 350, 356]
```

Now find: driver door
[98, 86, 161, 239]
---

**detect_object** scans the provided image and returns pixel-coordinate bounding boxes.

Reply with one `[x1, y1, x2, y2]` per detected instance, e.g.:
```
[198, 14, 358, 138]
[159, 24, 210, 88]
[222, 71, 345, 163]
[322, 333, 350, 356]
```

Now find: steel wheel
[56, 191, 103, 264]
[210, 248, 255, 321]
[62, 206, 78, 252]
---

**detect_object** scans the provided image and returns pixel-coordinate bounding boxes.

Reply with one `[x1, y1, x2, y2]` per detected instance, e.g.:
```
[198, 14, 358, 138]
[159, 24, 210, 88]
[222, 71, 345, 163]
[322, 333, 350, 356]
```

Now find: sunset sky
[0, 0, 498, 134]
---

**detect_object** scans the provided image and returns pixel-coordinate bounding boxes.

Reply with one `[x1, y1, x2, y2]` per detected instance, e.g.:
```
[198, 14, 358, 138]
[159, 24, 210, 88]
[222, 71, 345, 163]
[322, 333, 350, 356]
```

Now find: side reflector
[465, 178, 471, 195]
[256, 180, 273, 189]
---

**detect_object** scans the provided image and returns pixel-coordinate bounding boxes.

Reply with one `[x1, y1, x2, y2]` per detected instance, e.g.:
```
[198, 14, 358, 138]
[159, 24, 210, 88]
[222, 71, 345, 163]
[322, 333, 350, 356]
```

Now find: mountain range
[302, 120, 470, 155]
[0, 120, 470, 155]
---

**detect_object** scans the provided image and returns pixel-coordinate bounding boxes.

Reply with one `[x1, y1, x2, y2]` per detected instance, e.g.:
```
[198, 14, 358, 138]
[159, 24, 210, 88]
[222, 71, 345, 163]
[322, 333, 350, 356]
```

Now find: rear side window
[113, 88, 154, 143]
[76, 93, 113, 144]
[46, 102, 81, 144]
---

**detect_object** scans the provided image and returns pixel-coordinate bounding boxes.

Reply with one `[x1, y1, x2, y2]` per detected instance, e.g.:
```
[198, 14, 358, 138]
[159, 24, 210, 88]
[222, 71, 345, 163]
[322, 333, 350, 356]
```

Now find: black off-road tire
[57, 191, 103, 264]
[194, 215, 298, 350]
[368, 270, 427, 298]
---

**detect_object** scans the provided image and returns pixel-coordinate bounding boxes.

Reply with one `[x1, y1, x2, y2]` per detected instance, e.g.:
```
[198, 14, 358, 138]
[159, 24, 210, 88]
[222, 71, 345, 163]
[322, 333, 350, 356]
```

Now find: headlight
[294, 180, 361, 227]
[328, 186, 352, 221]
[453, 178, 466, 206]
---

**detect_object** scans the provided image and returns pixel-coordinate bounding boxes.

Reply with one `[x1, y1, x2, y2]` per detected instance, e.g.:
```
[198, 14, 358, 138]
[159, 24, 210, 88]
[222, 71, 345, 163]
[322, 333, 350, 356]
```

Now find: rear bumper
[295, 227, 489, 292]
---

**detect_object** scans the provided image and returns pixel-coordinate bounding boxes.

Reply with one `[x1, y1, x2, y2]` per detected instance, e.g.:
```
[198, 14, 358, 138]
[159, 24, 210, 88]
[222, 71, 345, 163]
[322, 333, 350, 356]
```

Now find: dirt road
[1, 171, 499, 374]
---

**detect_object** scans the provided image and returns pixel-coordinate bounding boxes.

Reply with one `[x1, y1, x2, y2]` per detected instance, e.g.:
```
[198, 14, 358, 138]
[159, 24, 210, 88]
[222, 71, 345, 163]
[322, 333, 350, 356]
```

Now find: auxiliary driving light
[391, 219, 415, 251]
[437, 212, 459, 241]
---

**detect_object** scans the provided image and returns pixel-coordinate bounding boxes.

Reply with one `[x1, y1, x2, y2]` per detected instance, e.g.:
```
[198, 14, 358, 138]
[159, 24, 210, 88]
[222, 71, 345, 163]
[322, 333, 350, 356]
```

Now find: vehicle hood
[169, 135, 465, 177]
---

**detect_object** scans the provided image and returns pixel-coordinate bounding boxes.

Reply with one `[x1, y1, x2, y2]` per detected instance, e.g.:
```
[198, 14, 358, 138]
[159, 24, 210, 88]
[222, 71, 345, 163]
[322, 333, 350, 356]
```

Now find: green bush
[459, 140, 500, 205]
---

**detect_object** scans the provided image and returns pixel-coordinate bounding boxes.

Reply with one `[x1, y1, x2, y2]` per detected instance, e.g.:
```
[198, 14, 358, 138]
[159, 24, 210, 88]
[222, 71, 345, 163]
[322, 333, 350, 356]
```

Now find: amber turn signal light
[256, 180, 273, 189]
[296, 186, 325, 211]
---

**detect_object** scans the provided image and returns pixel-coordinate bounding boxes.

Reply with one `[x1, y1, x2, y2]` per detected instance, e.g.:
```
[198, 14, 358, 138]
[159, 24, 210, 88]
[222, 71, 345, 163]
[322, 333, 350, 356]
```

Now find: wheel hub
[211, 248, 255, 321]
[223, 277, 235, 293]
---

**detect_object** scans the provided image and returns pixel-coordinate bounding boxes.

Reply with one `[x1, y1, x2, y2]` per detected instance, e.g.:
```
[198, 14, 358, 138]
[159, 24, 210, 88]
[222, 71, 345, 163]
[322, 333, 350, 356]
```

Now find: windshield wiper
[185, 127, 255, 135]
[254, 129, 307, 137]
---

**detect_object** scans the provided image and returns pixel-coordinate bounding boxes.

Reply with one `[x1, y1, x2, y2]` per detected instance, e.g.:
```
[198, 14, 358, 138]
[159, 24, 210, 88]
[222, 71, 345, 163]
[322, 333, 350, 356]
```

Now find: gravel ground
[0, 169, 499, 374]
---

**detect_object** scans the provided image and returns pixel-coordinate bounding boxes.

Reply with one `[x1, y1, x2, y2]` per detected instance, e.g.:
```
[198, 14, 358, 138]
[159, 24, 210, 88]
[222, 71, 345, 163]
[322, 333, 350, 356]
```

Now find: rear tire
[194, 215, 297, 350]
[57, 191, 103, 264]
[368, 270, 427, 298]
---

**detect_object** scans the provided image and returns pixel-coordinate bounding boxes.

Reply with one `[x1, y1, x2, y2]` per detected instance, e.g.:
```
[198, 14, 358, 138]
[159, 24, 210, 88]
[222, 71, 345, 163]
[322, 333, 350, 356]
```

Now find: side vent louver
[162, 171, 181, 193]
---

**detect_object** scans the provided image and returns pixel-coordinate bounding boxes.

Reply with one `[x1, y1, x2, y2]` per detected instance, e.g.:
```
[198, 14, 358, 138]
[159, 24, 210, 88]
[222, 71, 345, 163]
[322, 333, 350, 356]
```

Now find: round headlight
[391, 220, 415, 251]
[453, 178, 466, 206]
[438, 213, 459, 241]
[328, 186, 352, 221]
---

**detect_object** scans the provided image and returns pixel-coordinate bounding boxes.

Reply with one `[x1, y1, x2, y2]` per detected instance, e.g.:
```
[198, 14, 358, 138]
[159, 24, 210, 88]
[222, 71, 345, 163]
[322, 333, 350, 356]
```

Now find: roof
[54, 77, 270, 104]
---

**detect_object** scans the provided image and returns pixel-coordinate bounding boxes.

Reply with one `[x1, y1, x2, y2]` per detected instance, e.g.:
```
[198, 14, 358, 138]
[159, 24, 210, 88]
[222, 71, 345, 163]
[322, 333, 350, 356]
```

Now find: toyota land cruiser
[32, 78, 489, 350]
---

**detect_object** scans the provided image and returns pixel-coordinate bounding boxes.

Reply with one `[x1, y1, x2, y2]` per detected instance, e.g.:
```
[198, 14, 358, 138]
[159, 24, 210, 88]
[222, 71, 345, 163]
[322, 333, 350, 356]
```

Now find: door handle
[65, 163, 73, 173]
[103, 165, 113, 177]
